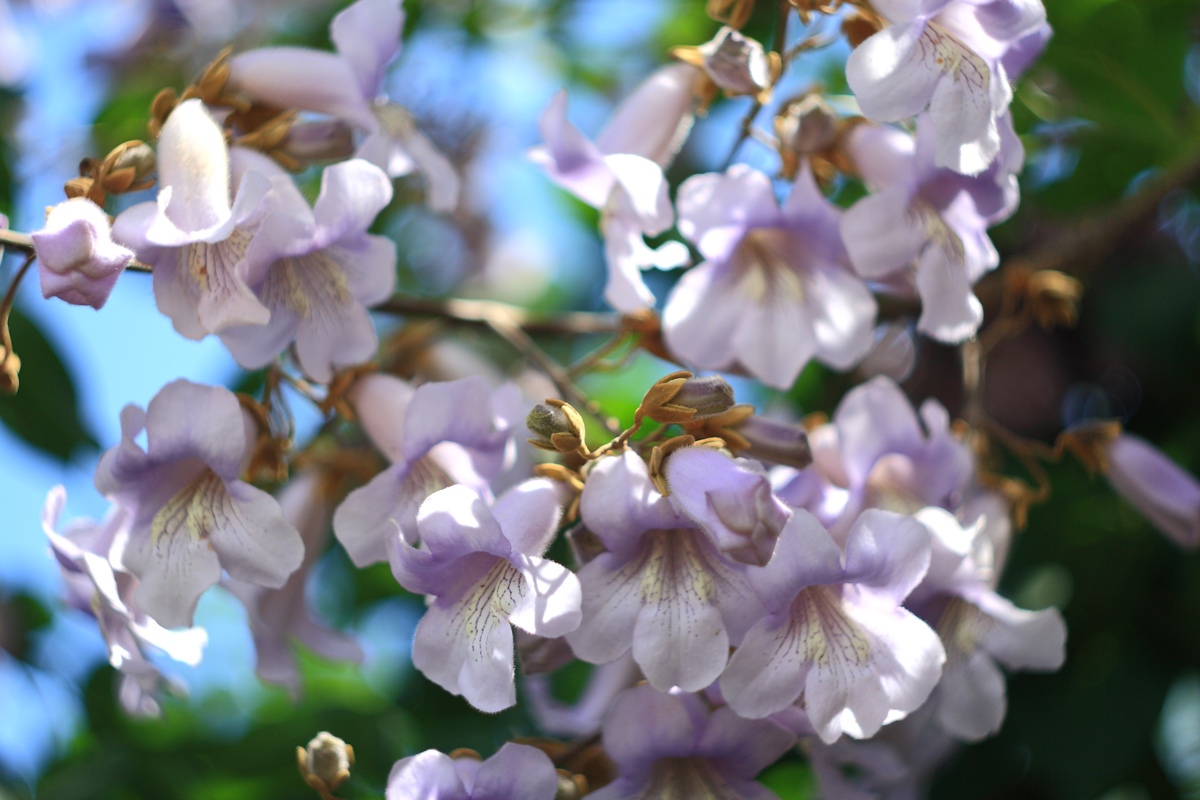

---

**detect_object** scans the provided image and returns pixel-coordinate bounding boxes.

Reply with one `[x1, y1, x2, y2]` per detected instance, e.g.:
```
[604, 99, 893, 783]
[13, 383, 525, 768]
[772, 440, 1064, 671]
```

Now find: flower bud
[33, 198, 134, 310]
[527, 400, 586, 453]
[776, 94, 840, 157]
[734, 415, 813, 470]
[1026, 269, 1083, 330]
[674, 28, 776, 100]
[639, 371, 736, 426]
[297, 732, 354, 800]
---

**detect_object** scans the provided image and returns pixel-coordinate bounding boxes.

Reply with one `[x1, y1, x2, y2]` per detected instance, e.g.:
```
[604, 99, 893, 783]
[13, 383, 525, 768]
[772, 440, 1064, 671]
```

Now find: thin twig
[377, 295, 621, 336]
[721, 0, 791, 170]
[478, 302, 622, 436]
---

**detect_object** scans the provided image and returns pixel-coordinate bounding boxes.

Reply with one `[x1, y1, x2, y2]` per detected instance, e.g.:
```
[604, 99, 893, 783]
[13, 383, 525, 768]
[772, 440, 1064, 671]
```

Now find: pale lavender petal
[386, 750, 468, 800]
[412, 568, 520, 712]
[841, 509, 931, 607]
[350, 373, 413, 463]
[935, 650, 1006, 740]
[595, 63, 699, 165]
[416, 485, 513, 561]
[665, 447, 790, 566]
[720, 609, 814, 718]
[845, 20, 942, 123]
[143, 378, 246, 478]
[332, 464, 421, 565]
[662, 262, 754, 374]
[699, 705, 797, 781]
[604, 153, 672, 234]
[927, 42, 1000, 175]
[156, 99, 231, 233]
[599, 212, 662, 312]
[1001, 21, 1051, 80]
[528, 89, 615, 208]
[1106, 433, 1200, 549]
[470, 743, 559, 800]
[676, 166, 776, 259]
[329, 0, 402, 99]
[509, 555, 582, 638]
[566, 552, 645, 666]
[971, 0, 1046, 43]
[632, 567, 732, 691]
[292, 292, 379, 384]
[806, 262, 879, 372]
[753, 510, 844, 613]
[602, 685, 705, 774]
[733, 278, 818, 390]
[846, 124, 917, 191]
[211, 480, 305, 589]
[841, 189, 927, 279]
[402, 376, 506, 463]
[122, 508, 223, 629]
[311, 158, 394, 247]
[493, 478, 563, 557]
[973, 591, 1066, 670]
[228, 47, 375, 130]
[914, 237, 983, 342]
[835, 377, 925, 488]
[579, 451, 689, 556]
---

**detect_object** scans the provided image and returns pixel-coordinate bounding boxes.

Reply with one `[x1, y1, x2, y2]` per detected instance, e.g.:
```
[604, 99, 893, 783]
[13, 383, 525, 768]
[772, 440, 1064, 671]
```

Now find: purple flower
[840, 114, 1022, 342]
[42, 486, 207, 716]
[845, 0, 1046, 174]
[1105, 433, 1200, 549]
[909, 507, 1065, 740]
[776, 376, 973, 543]
[228, 0, 459, 211]
[112, 99, 278, 339]
[332, 375, 518, 567]
[386, 743, 559, 800]
[390, 480, 580, 712]
[525, 654, 640, 737]
[565, 451, 765, 692]
[589, 685, 796, 800]
[719, 509, 945, 743]
[529, 64, 699, 312]
[225, 470, 362, 694]
[664, 446, 791, 566]
[33, 198, 134, 309]
[662, 164, 877, 389]
[94, 379, 304, 629]
[218, 158, 397, 383]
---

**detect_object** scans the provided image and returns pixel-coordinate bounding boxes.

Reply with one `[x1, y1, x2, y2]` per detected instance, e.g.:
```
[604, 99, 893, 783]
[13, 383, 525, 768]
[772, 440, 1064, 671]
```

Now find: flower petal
[470, 743, 560, 800]
[329, 0, 402, 100]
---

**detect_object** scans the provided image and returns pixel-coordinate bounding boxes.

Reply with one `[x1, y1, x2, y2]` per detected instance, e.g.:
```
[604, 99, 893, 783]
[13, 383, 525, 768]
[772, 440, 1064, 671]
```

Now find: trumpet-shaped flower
[217, 157, 396, 383]
[386, 743, 559, 800]
[42, 486, 207, 716]
[776, 375, 974, 543]
[94, 379, 304, 628]
[663, 163, 876, 389]
[390, 481, 581, 712]
[34, 198, 134, 309]
[228, 0, 458, 210]
[588, 685, 796, 800]
[113, 99, 280, 339]
[907, 507, 1065, 740]
[719, 509, 945, 743]
[332, 374, 518, 566]
[529, 64, 698, 312]
[565, 451, 765, 692]
[845, 0, 1046, 174]
[840, 114, 1022, 342]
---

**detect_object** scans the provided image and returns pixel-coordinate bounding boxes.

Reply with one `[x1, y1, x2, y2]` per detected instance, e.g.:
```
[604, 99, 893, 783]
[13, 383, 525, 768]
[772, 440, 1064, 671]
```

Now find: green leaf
[0, 306, 98, 461]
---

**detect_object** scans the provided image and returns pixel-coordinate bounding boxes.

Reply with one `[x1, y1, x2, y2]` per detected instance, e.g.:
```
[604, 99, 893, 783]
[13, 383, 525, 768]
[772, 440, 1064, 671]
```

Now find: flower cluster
[18, 0, 1200, 796]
